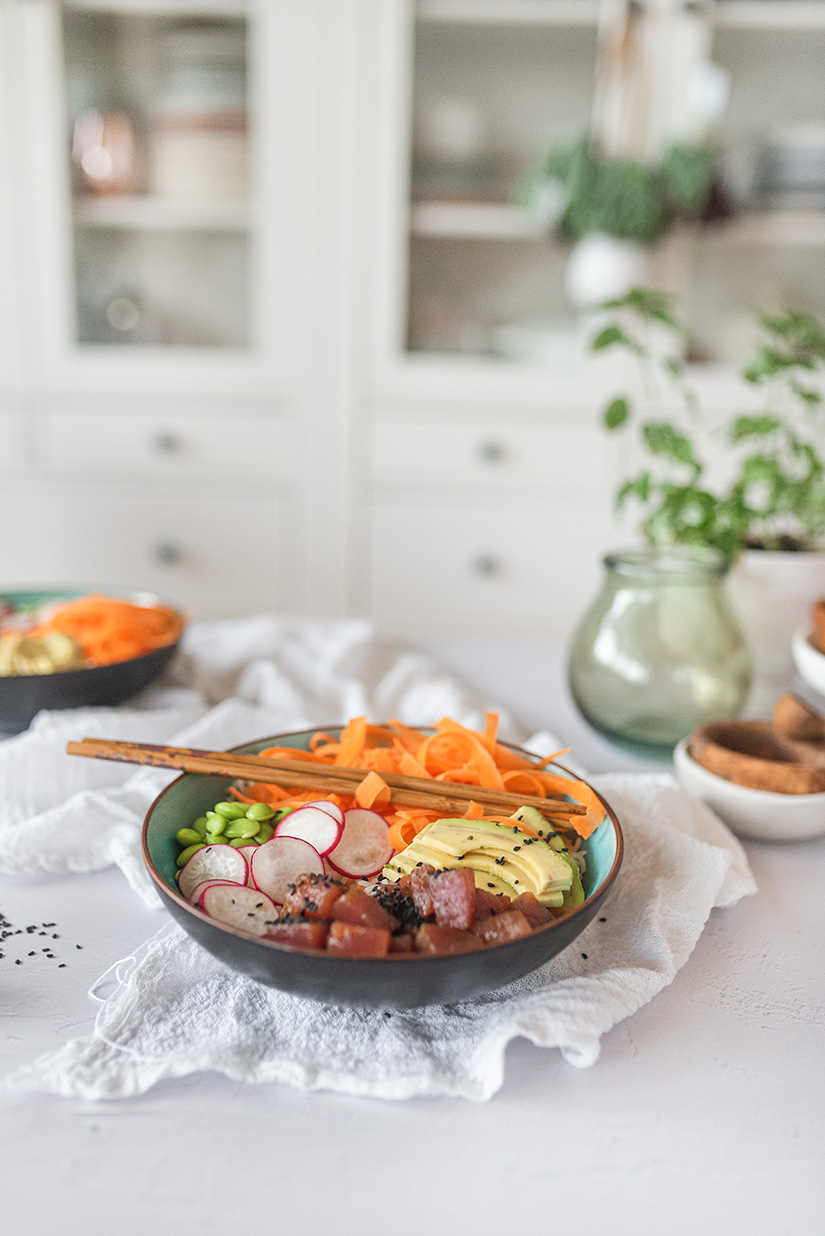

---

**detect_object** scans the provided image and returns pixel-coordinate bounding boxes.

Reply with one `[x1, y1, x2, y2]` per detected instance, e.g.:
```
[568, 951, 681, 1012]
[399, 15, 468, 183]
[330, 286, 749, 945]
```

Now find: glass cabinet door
[62, 3, 251, 349]
[686, 0, 825, 363]
[405, 1, 601, 363]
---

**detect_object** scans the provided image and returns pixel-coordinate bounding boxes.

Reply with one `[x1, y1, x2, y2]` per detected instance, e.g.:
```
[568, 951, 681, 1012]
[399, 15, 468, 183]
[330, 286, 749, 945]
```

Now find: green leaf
[604, 397, 630, 429]
[591, 324, 631, 352]
[729, 415, 781, 442]
[642, 422, 701, 470]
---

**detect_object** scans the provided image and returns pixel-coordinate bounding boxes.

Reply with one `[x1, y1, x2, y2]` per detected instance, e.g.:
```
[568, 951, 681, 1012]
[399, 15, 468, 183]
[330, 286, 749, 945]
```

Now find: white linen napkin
[6, 773, 754, 1101]
[0, 615, 756, 1101]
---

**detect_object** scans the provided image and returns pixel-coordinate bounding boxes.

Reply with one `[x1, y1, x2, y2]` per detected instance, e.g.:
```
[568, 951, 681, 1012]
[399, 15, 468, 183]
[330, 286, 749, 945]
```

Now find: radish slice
[300, 799, 345, 826]
[326, 809, 394, 879]
[178, 844, 248, 902]
[238, 846, 259, 886]
[187, 878, 242, 907]
[274, 804, 343, 856]
[250, 836, 325, 904]
[201, 884, 278, 937]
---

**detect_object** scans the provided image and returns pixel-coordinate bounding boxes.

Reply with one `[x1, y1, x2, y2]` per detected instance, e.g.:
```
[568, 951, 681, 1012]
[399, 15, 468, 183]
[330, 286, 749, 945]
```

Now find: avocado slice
[510, 806, 585, 909]
[382, 817, 573, 907]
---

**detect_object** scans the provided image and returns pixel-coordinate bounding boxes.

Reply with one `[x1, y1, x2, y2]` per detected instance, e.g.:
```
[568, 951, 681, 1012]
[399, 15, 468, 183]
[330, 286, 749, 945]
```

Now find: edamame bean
[205, 834, 225, 846]
[205, 812, 226, 835]
[228, 837, 252, 848]
[176, 827, 204, 846]
[225, 819, 259, 840]
[214, 801, 248, 820]
[246, 802, 275, 821]
[191, 817, 209, 839]
[176, 843, 206, 867]
[253, 823, 275, 844]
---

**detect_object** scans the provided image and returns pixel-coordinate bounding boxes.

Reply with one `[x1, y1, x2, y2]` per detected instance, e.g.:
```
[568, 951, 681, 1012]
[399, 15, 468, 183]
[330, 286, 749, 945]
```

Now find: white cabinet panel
[373, 418, 606, 487]
[37, 411, 296, 478]
[369, 499, 615, 638]
[0, 409, 24, 470]
[0, 484, 296, 621]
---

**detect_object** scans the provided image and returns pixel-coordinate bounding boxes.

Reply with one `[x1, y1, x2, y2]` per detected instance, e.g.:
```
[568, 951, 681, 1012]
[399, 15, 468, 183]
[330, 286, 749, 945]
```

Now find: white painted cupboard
[1, 1, 824, 637]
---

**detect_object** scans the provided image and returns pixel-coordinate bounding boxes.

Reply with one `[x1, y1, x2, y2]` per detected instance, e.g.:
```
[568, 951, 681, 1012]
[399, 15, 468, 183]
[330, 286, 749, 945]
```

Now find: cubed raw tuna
[331, 885, 398, 931]
[415, 923, 482, 955]
[266, 918, 330, 949]
[470, 909, 532, 945]
[430, 866, 476, 930]
[326, 921, 391, 957]
[408, 863, 436, 917]
[473, 887, 512, 920]
[282, 873, 345, 920]
[388, 932, 415, 953]
[508, 891, 554, 927]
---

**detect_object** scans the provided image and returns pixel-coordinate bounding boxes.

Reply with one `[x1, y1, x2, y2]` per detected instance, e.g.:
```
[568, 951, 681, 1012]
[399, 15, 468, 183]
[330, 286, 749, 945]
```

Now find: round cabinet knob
[151, 541, 182, 566]
[152, 431, 181, 455]
[471, 552, 503, 578]
[476, 439, 507, 465]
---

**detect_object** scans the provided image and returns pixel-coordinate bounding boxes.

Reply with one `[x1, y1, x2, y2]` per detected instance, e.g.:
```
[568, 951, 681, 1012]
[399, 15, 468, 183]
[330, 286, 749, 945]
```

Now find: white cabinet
[3, 1, 824, 640]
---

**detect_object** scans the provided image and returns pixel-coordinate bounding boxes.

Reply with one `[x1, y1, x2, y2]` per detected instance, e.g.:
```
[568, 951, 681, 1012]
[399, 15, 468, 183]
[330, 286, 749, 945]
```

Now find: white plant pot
[726, 549, 825, 717]
[564, 233, 652, 310]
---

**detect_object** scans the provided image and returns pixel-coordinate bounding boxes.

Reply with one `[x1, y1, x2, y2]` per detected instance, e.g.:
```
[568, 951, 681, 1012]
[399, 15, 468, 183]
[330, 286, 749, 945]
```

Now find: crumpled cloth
[0, 615, 755, 1101]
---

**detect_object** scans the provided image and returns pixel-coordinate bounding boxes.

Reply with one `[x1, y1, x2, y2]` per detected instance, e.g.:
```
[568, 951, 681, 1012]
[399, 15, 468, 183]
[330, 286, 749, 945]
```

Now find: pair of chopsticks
[65, 737, 587, 821]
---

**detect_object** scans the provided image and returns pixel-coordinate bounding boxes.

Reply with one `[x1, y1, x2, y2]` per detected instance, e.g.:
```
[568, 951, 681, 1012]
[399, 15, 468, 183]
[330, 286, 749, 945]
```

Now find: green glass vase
[568, 547, 752, 757]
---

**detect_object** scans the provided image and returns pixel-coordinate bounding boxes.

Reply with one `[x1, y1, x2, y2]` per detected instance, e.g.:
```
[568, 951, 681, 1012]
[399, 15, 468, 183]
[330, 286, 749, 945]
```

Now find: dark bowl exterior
[142, 731, 623, 1010]
[0, 588, 184, 731]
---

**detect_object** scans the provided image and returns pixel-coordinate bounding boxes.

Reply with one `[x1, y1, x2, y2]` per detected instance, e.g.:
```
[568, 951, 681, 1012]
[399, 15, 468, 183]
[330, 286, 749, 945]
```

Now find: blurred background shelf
[73, 196, 250, 231]
[409, 201, 547, 239]
[716, 2, 825, 31]
[415, 1, 601, 26]
[706, 210, 825, 246]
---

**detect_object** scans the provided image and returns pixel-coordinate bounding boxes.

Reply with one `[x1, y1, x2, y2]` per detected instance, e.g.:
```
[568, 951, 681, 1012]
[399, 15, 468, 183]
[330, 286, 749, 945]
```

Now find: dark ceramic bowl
[142, 728, 624, 1009]
[0, 588, 184, 732]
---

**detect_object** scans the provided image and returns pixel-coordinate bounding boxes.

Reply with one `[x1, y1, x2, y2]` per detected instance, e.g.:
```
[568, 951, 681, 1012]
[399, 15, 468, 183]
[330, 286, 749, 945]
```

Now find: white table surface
[2, 636, 824, 1236]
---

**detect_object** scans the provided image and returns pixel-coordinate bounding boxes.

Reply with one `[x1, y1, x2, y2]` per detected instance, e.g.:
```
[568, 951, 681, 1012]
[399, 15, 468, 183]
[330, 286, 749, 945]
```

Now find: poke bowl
[0, 588, 185, 732]
[141, 725, 623, 1009]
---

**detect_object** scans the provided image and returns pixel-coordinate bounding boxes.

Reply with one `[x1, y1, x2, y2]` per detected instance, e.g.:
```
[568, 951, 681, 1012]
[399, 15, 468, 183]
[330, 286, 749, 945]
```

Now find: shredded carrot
[355, 771, 391, 809]
[228, 712, 600, 849]
[35, 594, 183, 667]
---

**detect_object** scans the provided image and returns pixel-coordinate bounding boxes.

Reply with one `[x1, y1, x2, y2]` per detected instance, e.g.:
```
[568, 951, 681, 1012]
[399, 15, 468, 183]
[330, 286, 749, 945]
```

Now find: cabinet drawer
[37, 412, 296, 478]
[373, 420, 607, 487]
[369, 501, 614, 638]
[0, 485, 298, 620]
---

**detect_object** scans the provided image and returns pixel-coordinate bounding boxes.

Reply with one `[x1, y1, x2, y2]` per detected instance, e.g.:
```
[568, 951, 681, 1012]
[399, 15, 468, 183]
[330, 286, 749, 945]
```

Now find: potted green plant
[521, 139, 718, 307]
[591, 289, 825, 713]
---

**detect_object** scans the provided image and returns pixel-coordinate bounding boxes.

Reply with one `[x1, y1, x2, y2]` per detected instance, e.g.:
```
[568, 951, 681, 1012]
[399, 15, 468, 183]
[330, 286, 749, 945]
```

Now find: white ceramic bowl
[674, 738, 825, 843]
[791, 626, 825, 699]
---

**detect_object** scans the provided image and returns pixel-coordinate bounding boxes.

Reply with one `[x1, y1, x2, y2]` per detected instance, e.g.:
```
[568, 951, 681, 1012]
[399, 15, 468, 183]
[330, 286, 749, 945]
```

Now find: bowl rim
[0, 586, 186, 680]
[141, 727, 624, 963]
[674, 736, 825, 805]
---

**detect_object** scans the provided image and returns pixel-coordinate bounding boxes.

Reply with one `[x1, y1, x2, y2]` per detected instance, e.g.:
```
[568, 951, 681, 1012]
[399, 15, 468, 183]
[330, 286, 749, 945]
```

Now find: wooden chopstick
[65, 737, 587, 821]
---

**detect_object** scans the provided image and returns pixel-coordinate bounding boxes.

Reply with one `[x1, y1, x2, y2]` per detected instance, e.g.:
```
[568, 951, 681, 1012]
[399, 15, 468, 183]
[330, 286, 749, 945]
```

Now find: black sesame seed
[76, 944, 83, 949]
[513, 845, 521, 851]
[581, 952, 588, 959]
[58, 963, 66, 968]
[15, 959, 22, 965]
[487, 883, 495, 888]
[28, 950, 35, 956]
[598, 917, 607, 923]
